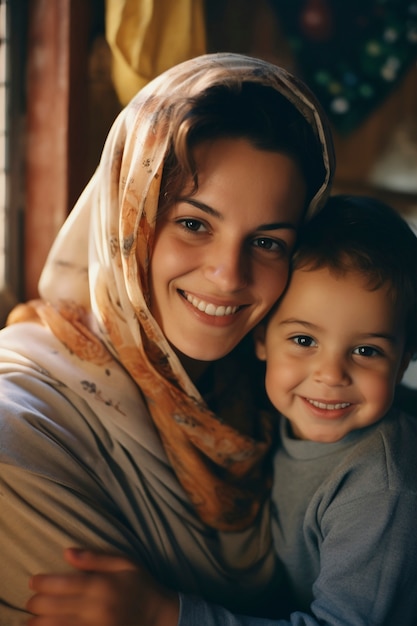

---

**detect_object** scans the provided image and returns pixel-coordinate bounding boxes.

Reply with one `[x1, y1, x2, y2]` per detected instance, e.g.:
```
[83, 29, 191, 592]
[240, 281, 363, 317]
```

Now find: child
[251, 194, 417, 624]
[26, 196, 417, 625]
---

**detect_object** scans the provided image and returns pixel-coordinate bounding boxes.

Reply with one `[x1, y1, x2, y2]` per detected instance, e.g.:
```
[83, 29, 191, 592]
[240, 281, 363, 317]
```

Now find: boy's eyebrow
[361, 332, 399, 344]
[279, 318, 318, 329]
[178, 197, 297, 231]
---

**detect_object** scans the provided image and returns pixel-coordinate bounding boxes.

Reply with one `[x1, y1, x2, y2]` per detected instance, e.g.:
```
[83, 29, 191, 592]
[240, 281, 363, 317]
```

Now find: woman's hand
[26, 548, 180, 626]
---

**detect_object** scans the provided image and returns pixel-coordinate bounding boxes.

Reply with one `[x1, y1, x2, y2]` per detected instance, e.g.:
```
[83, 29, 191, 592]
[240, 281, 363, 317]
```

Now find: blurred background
[1, 0, 416, 396]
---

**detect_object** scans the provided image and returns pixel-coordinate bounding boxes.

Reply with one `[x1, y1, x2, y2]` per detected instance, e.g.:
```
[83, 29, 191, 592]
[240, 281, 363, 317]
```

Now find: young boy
[251, 194, 417, 624]
[26, 196, 417, 625]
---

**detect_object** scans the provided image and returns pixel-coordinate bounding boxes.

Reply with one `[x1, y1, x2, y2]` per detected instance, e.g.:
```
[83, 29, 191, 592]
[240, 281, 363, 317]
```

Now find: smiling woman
[0, 53, 334, 624]
[150, 138, 305, 366]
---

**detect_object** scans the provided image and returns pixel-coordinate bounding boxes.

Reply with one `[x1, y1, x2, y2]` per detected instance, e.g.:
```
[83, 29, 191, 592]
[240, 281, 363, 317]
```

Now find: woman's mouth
[180, 291, 241, 317]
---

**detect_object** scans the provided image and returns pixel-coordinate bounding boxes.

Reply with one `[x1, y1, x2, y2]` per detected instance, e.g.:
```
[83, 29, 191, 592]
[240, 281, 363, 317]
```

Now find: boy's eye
[353, 345, 381, 358]
[292, 335, 316, 347]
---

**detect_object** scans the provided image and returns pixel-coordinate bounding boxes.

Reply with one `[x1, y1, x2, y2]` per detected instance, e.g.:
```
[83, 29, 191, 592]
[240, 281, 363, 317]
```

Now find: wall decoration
[271, 0, 417, 133]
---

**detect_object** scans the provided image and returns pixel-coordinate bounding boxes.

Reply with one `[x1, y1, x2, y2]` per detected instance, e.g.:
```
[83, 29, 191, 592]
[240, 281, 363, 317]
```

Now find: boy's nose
[314, 354, 351, 387]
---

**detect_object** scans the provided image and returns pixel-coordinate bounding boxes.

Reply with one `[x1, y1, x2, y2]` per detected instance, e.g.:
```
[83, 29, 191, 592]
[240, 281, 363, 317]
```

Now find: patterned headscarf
[9, 53, 335, 531]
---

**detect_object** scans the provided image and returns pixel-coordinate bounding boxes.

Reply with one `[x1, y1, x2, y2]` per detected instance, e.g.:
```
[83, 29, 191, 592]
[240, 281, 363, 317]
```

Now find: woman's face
[149, 137, 306, 363]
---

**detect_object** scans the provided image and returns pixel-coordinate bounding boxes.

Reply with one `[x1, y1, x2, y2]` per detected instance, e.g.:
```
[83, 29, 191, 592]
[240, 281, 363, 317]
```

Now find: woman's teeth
[184, 293, 239, 317]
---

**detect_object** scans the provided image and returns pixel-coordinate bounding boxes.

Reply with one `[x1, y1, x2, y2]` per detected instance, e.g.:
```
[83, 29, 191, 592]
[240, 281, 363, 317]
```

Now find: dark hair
[292, 194, 417, 355]
[159, 82, 325, 214]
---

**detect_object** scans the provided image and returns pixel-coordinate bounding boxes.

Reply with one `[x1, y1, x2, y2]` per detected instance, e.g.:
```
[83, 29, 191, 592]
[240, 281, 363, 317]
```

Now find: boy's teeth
[185, 293, 238, 316]
[308, 399, 351, 410]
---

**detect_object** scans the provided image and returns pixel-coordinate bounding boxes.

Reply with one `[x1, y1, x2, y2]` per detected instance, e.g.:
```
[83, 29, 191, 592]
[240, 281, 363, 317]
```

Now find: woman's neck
[176, 352, 211, 385]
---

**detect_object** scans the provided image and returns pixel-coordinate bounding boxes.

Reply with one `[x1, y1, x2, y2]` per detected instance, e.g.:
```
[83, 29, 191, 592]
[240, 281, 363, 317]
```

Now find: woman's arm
[26, 549, 179, 626]
[0, 376, 152, 622]
[27, 486, 417, 626]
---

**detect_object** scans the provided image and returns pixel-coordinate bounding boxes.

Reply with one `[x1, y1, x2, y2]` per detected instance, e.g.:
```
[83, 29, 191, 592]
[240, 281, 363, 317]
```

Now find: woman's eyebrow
[178, 197, 297, 231]
[179, 197, 221, 218]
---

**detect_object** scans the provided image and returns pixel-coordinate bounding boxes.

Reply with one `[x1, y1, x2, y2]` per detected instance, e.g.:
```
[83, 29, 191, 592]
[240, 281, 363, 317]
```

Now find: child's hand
[26, 547, 179, 626]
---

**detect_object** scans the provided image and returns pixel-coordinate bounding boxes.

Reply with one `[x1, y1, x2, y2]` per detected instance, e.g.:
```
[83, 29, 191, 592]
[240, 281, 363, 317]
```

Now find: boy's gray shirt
[179, 408, 417, 625]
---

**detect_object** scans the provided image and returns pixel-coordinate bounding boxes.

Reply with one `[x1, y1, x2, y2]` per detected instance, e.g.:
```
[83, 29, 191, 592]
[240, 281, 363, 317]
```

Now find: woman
[0, 53, 334, 623]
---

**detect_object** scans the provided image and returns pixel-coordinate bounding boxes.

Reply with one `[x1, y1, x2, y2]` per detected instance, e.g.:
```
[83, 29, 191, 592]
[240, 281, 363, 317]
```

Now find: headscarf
[8, 53, 335, 531]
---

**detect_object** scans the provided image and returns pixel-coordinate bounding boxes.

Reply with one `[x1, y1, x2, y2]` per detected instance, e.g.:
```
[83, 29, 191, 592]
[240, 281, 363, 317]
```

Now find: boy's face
[255, 266, 410, 442]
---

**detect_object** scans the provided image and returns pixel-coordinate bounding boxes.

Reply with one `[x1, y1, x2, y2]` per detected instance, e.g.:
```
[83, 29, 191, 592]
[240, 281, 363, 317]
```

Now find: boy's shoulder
[341, 408, 417, 496]
[374, 406, 417, 451]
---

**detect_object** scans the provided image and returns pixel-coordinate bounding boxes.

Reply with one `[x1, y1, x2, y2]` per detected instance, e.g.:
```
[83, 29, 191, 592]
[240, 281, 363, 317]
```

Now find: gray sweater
[179, 408, 417, 625]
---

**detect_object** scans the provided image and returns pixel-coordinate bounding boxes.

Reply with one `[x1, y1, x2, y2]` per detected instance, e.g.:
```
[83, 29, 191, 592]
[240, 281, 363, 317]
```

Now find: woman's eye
[353, 345, 381, 358]
[177, 218, 206, 232]
[292, 335, 316, 348]
[252, 237, 286, 253]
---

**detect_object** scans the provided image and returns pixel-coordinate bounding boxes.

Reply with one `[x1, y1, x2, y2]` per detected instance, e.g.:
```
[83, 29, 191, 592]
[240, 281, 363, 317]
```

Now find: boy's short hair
[292, 195, 417, 356]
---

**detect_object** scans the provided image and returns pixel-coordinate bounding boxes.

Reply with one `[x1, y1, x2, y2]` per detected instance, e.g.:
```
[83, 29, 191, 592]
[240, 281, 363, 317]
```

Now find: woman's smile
[180, 290, 242, 317]
[149, 137, 305, 363]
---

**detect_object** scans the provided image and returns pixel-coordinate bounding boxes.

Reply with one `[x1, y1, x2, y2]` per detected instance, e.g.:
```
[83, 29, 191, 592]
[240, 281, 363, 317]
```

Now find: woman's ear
[253, 324, 267, 361]
[396, 352, 412, 384]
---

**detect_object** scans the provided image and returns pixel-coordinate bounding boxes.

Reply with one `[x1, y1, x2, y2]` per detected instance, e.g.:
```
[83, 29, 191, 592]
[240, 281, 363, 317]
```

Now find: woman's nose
[203, 246, 248, 292]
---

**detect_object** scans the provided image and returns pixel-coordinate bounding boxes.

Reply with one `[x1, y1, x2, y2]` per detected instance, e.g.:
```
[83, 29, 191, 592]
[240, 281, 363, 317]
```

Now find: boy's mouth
[306, 398, 351, 410]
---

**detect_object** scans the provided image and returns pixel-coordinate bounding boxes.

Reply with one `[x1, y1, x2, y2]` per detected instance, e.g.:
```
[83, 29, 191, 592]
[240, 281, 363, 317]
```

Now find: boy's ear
[253, 325, 267, 361]
[396, 352, 412, 384]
